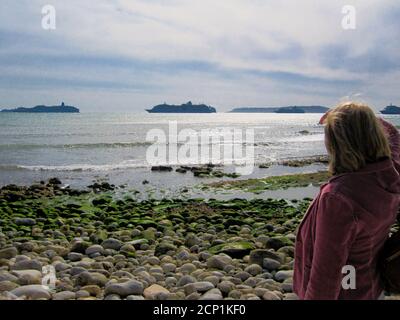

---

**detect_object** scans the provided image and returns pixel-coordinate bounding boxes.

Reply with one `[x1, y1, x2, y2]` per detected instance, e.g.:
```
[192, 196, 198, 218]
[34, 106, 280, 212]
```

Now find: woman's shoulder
[319, 181, 354, 208]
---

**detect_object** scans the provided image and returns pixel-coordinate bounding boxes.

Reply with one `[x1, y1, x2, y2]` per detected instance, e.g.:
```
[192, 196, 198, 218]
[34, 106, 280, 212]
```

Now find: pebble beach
[0, 173, 313, 301]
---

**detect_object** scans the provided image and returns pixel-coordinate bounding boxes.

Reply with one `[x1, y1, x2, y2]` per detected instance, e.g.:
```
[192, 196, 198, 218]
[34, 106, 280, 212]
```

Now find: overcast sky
[0, 0, 399, 112]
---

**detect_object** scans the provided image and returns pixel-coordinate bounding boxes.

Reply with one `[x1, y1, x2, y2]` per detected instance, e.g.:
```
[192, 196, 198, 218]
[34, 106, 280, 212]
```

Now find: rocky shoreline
[0, 177, 398, 300]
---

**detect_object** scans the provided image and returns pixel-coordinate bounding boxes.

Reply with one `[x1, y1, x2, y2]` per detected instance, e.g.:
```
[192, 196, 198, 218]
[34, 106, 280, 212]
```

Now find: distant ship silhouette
[1, 102, 79, 113]
[380, 104, 400, 115]
[146, 101, 216, 113]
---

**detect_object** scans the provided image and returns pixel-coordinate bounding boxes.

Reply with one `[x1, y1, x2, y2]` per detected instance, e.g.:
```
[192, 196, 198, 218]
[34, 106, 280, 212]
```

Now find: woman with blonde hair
[293, 102, 400, 300]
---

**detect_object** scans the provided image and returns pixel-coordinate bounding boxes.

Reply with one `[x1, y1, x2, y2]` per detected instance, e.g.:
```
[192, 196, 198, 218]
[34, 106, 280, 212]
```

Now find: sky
[0, 0, 399, 112]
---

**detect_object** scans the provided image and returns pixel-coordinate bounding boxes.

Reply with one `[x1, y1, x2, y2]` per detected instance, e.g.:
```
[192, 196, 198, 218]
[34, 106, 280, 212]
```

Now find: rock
[146, 256, 160, 265]
[274, 270, 294, 282]
[85, 245, 104, 256]
[81, 285, 102, 297]
[249, 249, 282, 266]
[48, 177, 62, 185]
[0, 247, 18, 260]
[12, 270, 42, 285]
[244, 264, 263, 276]
[234, 271, 251, 282]
[151, 166, 173, 172]
[76, 272, 108, 287]
[176, 168, 187, 174]
[176, 250, 190, 261]
[207, 254, 233, 270]
[281, 280, 293, 293]
[75, 290, 91, 299]
[162, 263, 177, 273]
[266, 237, 293, 251]
[283, 293, 299, 300]
[177, 275, 196, 287]
[154, 242, 177, 256]
[14, 218, 36, 226]
[101, 238, 122, 251]
[185, 234, 201, 247]
[262, 291, 282, 300]
[105, 280, 144, 297]
[126, 295, 145, 300]
[105, 294, 121, 300]
[165, 277, 177, 288]
[53, 291, 76, 300]
[217, 281, 235, 294]
[136, 271, 156, 286]
[186, 292, 201, 300]
[11, 259, 42, 271]
[70, 266, 86, 276]
[17, 242, 37, 252]
[184, 281, 215, 295]
[67, 252, 83, 262]
[0, 280, 19, 292]
[143, 284, 170, 299]
[199, 288, 223, 300]
[70, 241, 90, 254]
[120, 244, 136, 256]
[277, 246, 295, 258]
[203, 275, 219, 287]
[179, 263, 197, 274]
[228, 290, 242, 299]
[208, 242, 254, 259]
[11, 285, 51, 300]
[0, 271, 18, 283]
[262, 258, 281, 271]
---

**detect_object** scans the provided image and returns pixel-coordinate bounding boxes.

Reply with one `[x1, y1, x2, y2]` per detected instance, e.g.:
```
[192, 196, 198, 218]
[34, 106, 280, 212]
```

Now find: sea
[1, 112, 398, 197]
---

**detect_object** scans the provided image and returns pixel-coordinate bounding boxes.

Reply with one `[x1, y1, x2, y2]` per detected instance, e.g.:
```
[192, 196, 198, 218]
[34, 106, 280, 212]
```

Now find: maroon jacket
[293, 119, 400, 300]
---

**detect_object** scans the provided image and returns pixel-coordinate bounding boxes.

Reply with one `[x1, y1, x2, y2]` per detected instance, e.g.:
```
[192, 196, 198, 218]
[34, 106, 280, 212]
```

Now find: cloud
[0, 0, 399, 111]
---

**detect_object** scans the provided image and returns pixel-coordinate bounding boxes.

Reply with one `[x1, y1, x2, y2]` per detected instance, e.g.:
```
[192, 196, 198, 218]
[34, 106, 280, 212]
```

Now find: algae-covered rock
[208, 242, 254, 258]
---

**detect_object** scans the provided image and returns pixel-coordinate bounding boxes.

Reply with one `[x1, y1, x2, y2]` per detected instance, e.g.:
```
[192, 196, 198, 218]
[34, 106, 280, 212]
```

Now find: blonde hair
[323, 102, 391, 175]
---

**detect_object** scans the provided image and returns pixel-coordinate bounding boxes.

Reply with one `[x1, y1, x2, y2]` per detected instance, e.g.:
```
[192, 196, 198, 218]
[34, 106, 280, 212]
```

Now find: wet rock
[105, 280, 144, 297]
[0, 247, 18, 260]
[81, 285, 102, 297]
[11, 259, 42, 271]
[85, 245, 104, 256]
[244, 264, 263, 276]
[53, 291, 76, 300]
[199, 288, 223, 300]
[126, 295, 145, 300]
[101, 238, 122, 251]
[143, 284, 169, 299]
[266, 237, 293, 251]
[274, 270, 294, 282]
[263, 258, 282, 271]
[14, 218, 36, 226]
[0, 280, 19, 292]
[155, 242, 177, 256]
[67, 252, 83, 262]
[70, 241, 90, 254]
[184, 281, 215, 295]
[249, 249, 282, 266]
[177, 275, 196, 287]
[162, 263, 177, 274]
[151, 166, 173, 172]
[12, 270, 42, 285]
[206, 254, 232, 270]
[11, 285, 51, 300]
[76, 272, 108, 287]
[217, 281, 235, 294]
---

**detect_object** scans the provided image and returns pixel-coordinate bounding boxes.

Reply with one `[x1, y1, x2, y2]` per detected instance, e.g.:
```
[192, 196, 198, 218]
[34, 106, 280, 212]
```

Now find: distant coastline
[1, 102, 79, 113]
[229, 106, 329, 113]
